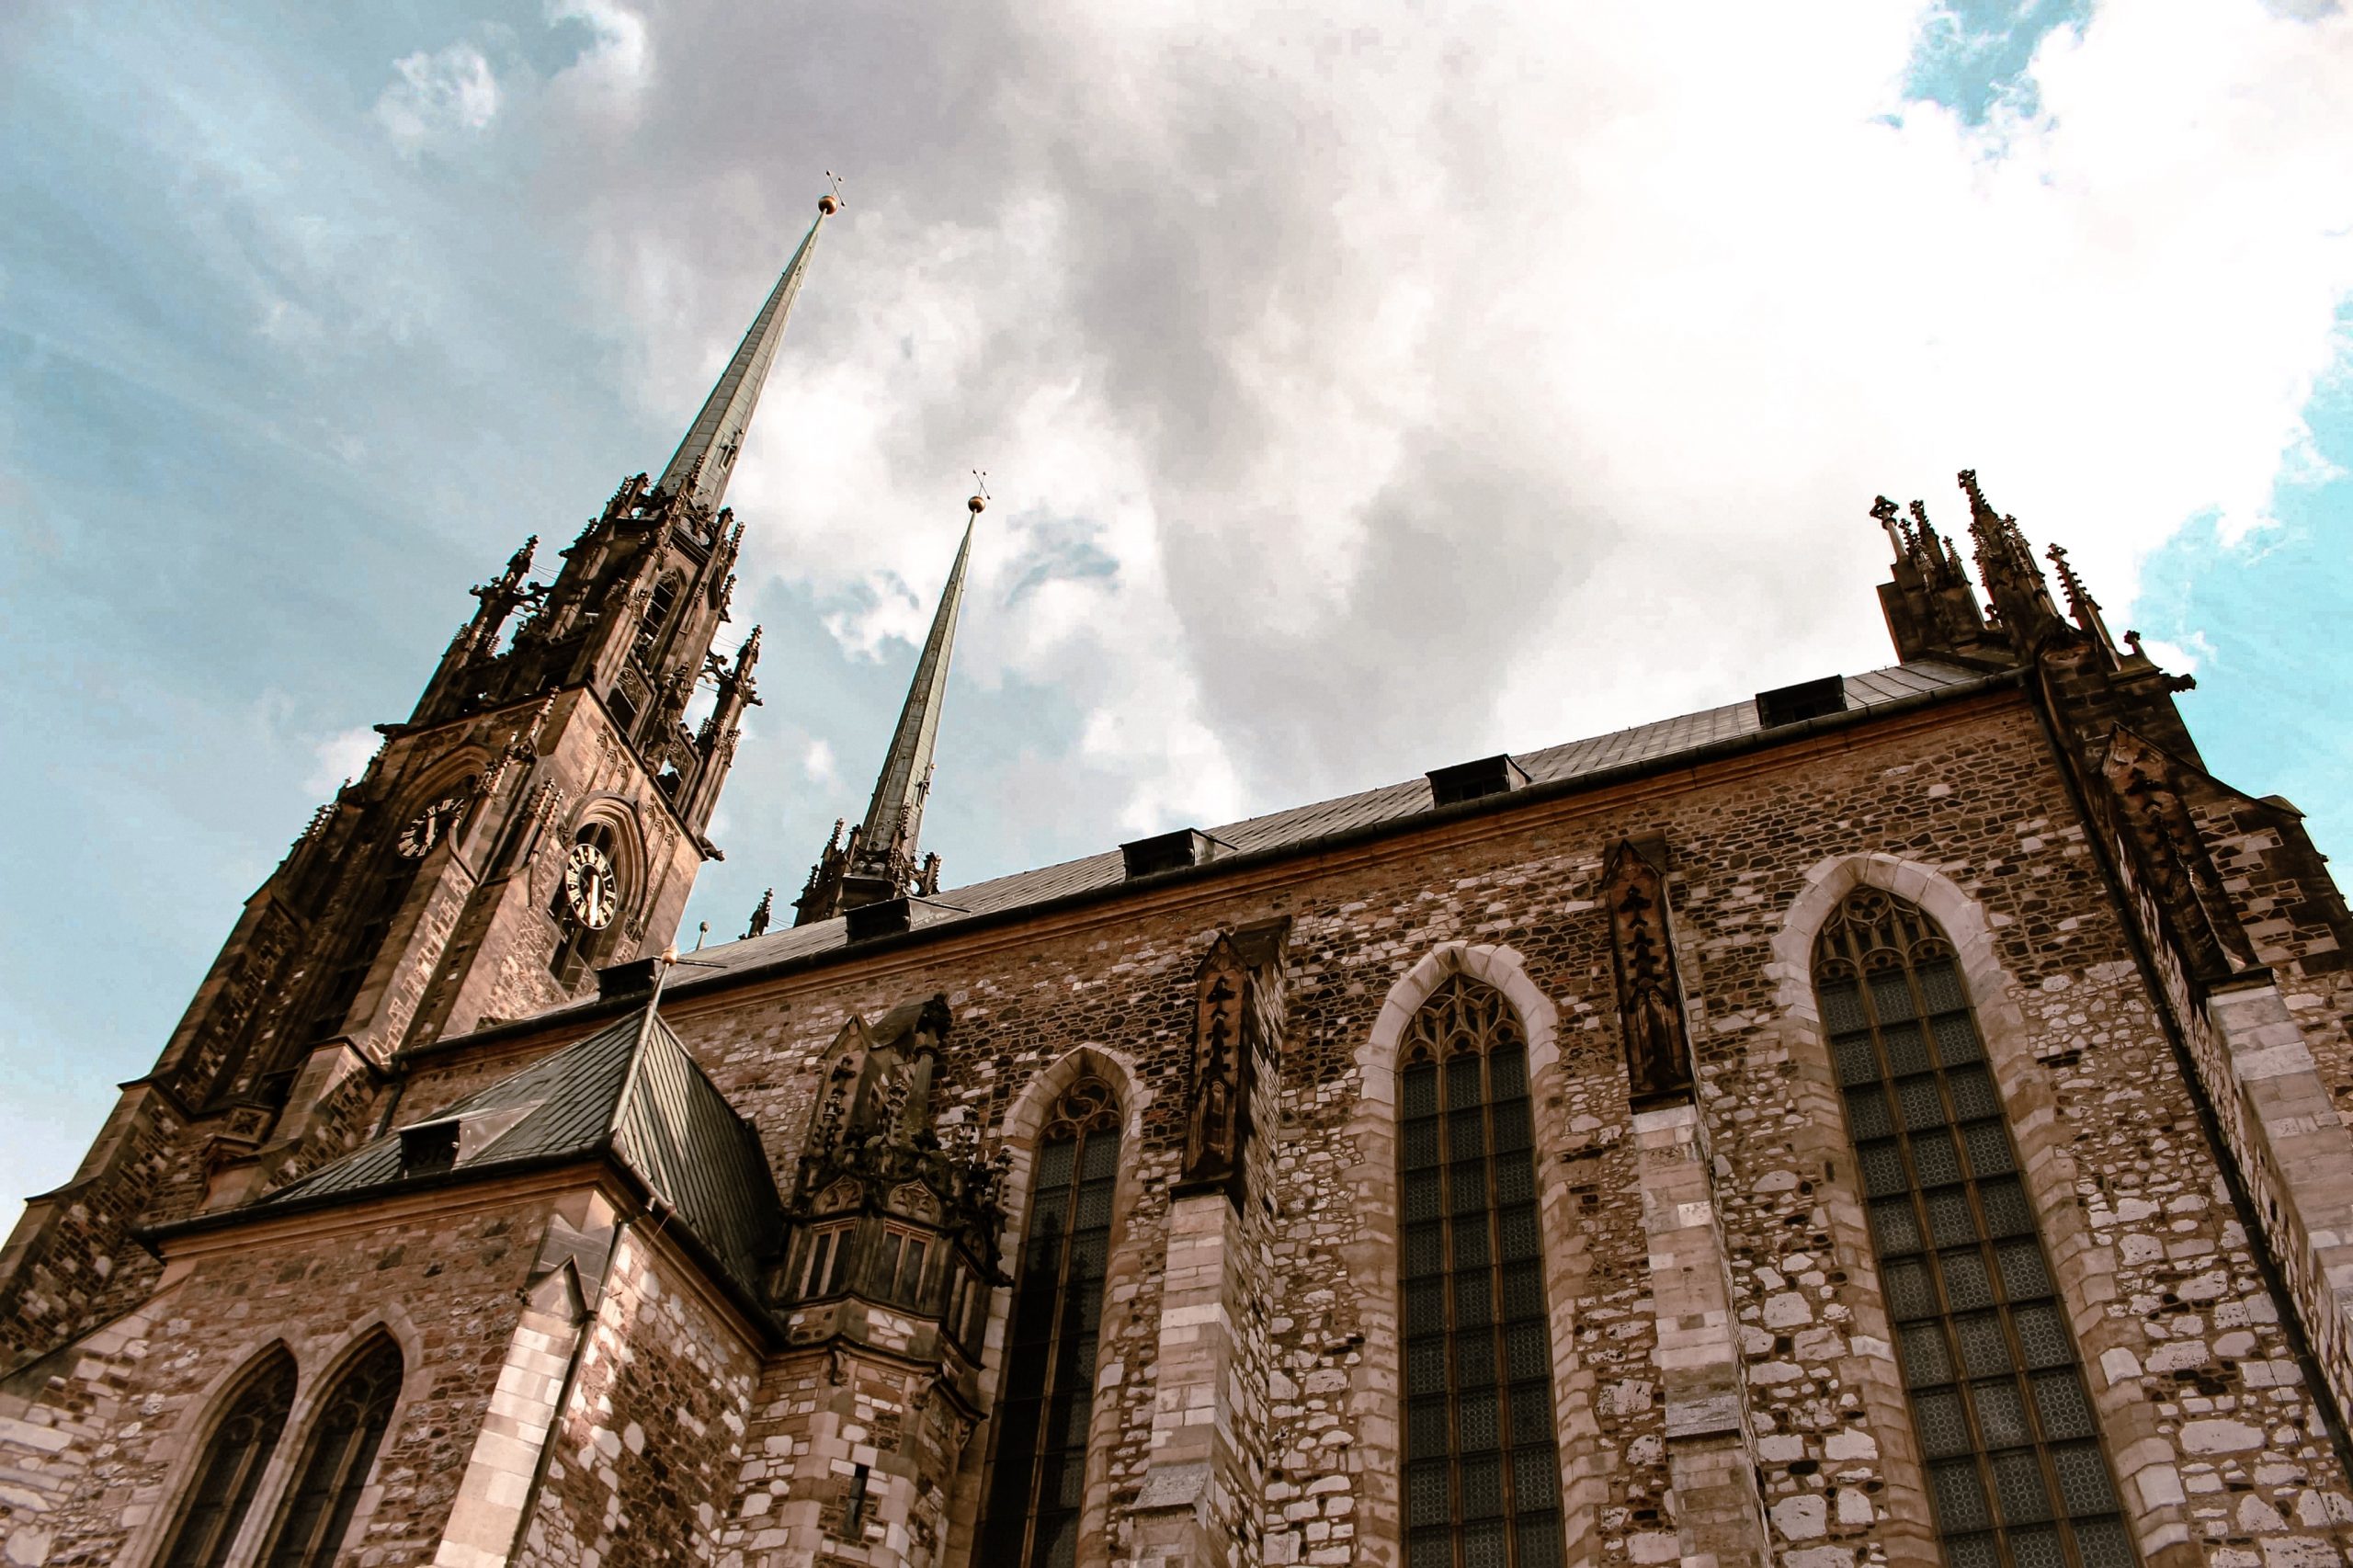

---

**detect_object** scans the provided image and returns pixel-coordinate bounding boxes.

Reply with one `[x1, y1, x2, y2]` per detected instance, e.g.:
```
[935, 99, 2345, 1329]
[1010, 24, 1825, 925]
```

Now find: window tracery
[978, 1077, 1122, 1568]
[1815, 888, 2134, 1568]
[1398, 976, 1564, 1568]
[258, 1336, 404, 1568]
[157, 1347, 297, 1568]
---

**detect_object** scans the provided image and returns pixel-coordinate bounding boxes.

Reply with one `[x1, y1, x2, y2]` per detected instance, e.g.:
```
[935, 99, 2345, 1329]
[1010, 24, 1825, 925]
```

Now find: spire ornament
[653, 193, 836, 517]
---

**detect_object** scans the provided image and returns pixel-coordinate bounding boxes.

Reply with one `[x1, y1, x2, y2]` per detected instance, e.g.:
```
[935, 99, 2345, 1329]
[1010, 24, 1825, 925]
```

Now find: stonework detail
[1603, 839, 1696, 1110]
[6, 364, 2353, 1568]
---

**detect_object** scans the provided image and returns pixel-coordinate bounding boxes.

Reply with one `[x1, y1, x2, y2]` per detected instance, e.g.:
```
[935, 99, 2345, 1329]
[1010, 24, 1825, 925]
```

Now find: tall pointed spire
[858, 502, 976, 865]
[655, 192, 838, 517]
[794, 491, 984, 926]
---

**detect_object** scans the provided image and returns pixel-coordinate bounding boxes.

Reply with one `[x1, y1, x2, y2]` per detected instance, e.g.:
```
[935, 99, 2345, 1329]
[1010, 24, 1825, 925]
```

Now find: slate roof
[636, 658, 1999, 987]
[262, 1007, 782, 1292]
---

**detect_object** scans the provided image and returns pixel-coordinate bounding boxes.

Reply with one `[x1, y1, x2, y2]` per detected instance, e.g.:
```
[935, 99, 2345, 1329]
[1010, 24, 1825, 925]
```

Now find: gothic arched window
[977, 1077, 1122, 1568]
[1399, 977, 1564, 1568]
[634, 573, 683, 657]
[1815, 889, 2134, 1568]
[157, 1346, 298, 1568]
[547, 822, 624, 985]
[257, 1335, 404, 1568]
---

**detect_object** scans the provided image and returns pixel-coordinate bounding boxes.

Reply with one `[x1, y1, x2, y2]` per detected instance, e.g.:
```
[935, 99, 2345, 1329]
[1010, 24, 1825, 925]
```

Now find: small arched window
[1398, 976, 1564, 1568]
[157, 1347, 298, 1568]
[1815, 889, 2134, 1568]
[634, 573, 684, 657]
[258, 1336, 404, 1568]
[547, 821, 624, 985]
[977, 1077, 1122, 1568]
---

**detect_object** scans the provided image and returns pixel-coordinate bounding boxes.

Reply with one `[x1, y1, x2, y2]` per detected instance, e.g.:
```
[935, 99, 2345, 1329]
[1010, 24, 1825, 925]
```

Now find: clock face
[563, 842, 619, 931]
[397, 795, 470, 858]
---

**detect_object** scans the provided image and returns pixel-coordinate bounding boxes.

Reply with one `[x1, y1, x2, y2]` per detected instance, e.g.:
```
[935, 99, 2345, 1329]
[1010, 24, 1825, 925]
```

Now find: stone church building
[4, 198, 2353, 1568]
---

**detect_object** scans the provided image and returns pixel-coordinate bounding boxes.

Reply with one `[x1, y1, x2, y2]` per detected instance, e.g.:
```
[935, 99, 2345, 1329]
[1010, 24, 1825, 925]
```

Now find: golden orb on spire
[968, 493, 987, 515]
[818, 193, 840, 215]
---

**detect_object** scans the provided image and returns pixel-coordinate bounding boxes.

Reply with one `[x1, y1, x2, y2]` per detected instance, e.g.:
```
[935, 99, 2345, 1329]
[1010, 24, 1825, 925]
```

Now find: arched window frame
[633, 571, 685, 659]
[944, 1046, 1149, 1568]
[254, 1333, 405, 1568]
[1347, 943, 1584, 1568]
[1396, 975, 1568, 1568]
[975, 1076, 1125, 1568]
[547, 811, 638, 985]
[1773, 855, 2175, 1568]
[1811, 887, 2134, 1568]
[151, 1345, 298, 1568]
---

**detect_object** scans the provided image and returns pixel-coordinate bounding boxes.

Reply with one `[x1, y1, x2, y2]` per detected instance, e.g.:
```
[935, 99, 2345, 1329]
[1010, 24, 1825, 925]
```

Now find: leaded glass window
[1399, 977, 1565, 1568]
[259, 1335, 403, 1568]
[159, 1347, 297, 1568]
[1816, 889, 2135, 1568]
[979, 1077, 1122, 1568]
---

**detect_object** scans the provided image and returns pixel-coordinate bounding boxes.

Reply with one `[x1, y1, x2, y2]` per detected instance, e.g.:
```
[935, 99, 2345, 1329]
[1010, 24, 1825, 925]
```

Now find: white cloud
[304, 726, 379, 797]
[374, 43, 502, 152]
[2141, 630, 2219, 674]
[487, 0, 2353, 868]
[802, 737, 840, 788]
[547, 0, 651, 113]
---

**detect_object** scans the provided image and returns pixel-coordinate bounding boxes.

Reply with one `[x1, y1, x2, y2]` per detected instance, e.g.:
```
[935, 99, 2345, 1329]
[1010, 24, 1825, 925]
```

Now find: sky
[2, 0, 2349, 1231]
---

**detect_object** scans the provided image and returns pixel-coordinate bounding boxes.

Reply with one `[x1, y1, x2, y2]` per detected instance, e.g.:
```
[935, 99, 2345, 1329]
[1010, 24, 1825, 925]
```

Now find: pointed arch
[255, 1331, 404, 1568]
[942, 1046, 1150, 1568]
[546, 795, 648, 984]
[151, 1343, 298, 1568]
[1344, 943, 1591, 1568]
[1773, 854, 2176, 1564]
[1807, 884, 2135, 1567]
[1396, 975, 1567, 1568]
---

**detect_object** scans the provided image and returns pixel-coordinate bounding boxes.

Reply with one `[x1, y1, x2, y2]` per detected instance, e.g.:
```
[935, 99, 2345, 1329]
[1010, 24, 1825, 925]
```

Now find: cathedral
[6, 196, 2353, 1568]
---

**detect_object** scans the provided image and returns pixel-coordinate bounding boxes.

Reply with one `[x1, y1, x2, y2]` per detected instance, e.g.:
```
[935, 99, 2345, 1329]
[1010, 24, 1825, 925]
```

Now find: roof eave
[404, 664, 2030, 1059]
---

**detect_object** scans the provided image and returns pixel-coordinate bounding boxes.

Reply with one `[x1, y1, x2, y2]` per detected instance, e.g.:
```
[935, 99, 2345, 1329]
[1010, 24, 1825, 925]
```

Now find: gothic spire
[654, 193, 838, 516]
[793, 491, 983, 925]
[858, 497, 978, 868]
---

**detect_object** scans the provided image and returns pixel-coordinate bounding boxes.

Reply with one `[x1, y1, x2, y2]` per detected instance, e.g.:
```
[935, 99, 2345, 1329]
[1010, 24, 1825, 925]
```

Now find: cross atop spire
[654, 194, 836, 517]
[794, 491, 985, 926]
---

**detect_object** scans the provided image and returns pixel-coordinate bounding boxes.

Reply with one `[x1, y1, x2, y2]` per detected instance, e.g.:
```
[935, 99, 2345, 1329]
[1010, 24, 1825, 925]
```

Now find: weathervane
[970, 471, 990, 516]
[820, 170, 846, 215]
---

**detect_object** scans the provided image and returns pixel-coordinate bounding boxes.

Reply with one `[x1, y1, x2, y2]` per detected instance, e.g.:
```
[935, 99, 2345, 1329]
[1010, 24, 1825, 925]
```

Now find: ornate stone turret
[1958, 468, 2067, 653]
[795, 493, 983, 925]
[1869, 470, 2205, 765]
[1871, 494, 2006, 667]
[759, 993, 1006, 1564]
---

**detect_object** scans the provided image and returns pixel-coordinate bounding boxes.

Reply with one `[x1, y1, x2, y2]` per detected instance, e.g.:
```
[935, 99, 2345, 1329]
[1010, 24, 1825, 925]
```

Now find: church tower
[793, 492, 982, 924]
[0, 197, 836, 1375]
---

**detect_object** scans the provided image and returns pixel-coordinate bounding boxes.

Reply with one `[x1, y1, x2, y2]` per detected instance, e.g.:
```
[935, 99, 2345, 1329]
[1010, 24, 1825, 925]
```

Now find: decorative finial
[745, 887, 775, 940]
[695, 920, 709, 951]
[969, 470, 990, 515]
[819, 171, 845, 215]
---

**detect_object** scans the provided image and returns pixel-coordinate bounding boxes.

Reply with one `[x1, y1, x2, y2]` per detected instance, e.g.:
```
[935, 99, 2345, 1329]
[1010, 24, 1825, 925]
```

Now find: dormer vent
[846, 897, 915, 942]
[1121, 829, 1222, 881]
[1427, 755, 1530, 807]
[1755, 675, 1848, 729]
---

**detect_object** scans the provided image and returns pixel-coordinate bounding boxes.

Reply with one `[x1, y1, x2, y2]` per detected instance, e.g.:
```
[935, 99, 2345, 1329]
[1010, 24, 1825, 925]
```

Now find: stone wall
[15, 685, 2353, 1568]
[380, 687, 2351, 1566]
[0, 1187, 562, 1567]
[518, 1226, 761, 1568]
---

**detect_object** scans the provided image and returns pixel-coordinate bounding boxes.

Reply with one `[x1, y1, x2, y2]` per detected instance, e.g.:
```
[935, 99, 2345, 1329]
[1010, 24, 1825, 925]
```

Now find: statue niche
[1177, 920, 1290, 1205]
[1605, 838, 1698, 1109]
